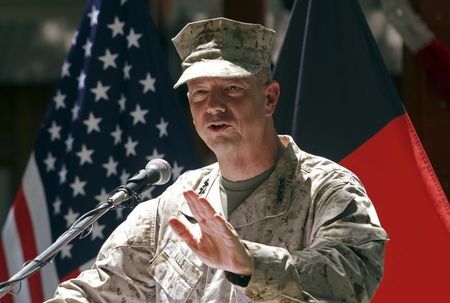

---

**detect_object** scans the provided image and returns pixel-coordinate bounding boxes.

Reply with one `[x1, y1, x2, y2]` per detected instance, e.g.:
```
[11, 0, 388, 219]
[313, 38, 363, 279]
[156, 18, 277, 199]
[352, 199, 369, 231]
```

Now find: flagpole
[291, 0, 312, 139]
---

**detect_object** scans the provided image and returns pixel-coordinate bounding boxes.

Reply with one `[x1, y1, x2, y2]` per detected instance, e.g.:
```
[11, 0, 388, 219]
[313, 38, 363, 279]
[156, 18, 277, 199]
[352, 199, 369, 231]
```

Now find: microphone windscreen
[146, 159, 172, 185]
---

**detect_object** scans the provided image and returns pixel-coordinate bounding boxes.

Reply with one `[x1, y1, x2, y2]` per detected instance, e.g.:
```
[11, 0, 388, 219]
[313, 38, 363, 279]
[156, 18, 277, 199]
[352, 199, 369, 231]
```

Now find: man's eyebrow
[223, 78, 252, 86]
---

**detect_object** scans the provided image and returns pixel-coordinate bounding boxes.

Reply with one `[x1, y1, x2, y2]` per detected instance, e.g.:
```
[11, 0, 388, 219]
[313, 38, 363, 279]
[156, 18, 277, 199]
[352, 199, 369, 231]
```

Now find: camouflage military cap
[172, 17, 275, 88]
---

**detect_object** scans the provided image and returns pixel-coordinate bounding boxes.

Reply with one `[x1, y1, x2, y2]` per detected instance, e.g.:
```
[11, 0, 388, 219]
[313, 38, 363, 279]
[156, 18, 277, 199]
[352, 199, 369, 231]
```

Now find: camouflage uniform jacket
[46, 136, 388, 303]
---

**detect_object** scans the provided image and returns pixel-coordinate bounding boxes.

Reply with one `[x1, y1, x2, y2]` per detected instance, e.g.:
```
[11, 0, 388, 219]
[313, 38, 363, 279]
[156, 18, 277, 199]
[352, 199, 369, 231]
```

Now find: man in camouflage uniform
[46, 17, 388, 302]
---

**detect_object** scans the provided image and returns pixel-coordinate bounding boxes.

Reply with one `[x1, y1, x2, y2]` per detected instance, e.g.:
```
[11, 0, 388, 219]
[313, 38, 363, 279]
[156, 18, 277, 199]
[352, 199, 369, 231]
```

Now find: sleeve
[235, 174, 388, 303]
[44, 200, 160, 303]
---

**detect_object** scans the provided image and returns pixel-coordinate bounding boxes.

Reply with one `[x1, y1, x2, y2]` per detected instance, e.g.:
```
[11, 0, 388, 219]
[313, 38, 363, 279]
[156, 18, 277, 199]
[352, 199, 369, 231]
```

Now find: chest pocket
[148, 240, 203, 302]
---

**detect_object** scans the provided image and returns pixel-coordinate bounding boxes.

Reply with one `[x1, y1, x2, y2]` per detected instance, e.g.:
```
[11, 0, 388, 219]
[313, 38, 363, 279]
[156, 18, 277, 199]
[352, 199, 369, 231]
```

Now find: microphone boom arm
[0, 158, 172, 299]
[0, 199, 114, 298]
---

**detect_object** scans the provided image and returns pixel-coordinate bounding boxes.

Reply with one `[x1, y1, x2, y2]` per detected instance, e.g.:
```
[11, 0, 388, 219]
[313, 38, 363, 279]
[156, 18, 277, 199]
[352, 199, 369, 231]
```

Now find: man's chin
[205, 136, 239, 155]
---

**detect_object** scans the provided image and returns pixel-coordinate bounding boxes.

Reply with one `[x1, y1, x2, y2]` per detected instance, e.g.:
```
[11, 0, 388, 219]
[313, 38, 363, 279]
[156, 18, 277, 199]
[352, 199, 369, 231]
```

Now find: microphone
[108, 159, 172, 206]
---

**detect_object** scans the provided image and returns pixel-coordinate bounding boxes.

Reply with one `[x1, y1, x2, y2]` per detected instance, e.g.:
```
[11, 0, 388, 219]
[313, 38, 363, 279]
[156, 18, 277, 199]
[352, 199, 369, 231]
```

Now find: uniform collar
[229, 135, 302, 227]
[177, 136, 303, 228]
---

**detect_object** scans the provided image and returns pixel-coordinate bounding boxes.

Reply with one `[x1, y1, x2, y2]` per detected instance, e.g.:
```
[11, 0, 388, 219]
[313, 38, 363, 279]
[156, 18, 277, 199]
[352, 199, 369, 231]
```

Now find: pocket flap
[148, 240, 203, 301]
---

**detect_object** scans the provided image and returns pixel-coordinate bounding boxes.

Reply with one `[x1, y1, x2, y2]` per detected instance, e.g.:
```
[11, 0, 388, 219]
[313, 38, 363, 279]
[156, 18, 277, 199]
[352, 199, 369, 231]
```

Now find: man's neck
[217, 134, 282, 182]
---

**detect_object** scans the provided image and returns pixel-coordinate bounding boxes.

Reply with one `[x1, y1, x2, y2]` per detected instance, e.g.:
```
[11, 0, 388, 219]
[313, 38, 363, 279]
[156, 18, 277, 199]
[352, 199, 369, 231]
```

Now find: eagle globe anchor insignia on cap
[172, 17, 276, 88]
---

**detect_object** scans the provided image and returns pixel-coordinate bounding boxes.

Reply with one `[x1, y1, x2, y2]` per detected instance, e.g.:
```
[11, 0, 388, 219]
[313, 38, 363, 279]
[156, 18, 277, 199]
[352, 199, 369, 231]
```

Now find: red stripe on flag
[0, 241, 13, 303]
[340, 114, 450, 302]
[60, 268, 81, 284]
[14, 187, 44, 303]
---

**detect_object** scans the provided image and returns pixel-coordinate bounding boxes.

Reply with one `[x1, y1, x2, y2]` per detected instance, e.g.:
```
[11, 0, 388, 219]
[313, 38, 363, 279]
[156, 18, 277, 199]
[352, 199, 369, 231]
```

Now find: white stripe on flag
[23, 155, 59, 299]
[1, 210, 31, 302]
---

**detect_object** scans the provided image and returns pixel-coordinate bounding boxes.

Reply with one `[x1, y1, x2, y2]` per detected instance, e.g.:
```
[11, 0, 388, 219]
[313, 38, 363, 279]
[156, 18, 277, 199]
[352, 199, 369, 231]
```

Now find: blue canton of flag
[0, 0, 200, 301]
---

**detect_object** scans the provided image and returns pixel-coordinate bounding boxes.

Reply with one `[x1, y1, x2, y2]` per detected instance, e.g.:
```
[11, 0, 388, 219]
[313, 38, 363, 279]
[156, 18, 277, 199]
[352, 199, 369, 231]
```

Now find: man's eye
[190, 89, 208, 102]
[226, 85, 242, 92]
[191, 90, 207, 97]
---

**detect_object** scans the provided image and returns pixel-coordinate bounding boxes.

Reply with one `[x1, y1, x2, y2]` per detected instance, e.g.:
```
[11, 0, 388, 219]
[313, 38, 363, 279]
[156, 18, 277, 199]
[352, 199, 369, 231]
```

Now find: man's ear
[265, 81, 280, 117]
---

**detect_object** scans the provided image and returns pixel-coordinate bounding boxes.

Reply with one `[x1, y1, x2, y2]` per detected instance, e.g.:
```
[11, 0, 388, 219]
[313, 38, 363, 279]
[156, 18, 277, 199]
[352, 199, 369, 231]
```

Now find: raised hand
[168, 190, 253, 276]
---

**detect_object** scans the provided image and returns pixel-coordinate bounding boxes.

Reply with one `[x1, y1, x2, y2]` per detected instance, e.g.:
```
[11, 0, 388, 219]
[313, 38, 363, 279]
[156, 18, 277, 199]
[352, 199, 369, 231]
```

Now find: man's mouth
[207, 122, 230, 132]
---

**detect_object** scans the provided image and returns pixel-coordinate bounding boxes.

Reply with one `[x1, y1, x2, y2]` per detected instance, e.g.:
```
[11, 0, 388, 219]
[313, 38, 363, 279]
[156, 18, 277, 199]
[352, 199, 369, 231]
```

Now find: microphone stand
[0, 186, 138, 299]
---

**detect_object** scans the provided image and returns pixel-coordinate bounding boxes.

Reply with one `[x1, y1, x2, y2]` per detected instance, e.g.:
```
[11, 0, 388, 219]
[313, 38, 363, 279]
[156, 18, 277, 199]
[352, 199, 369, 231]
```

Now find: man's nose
[206, 91, 226, 113]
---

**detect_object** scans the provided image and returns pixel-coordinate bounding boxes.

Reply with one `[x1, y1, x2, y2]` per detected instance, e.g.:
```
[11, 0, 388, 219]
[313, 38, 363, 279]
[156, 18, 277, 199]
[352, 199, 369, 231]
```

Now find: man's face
[187, 74, 279, 156]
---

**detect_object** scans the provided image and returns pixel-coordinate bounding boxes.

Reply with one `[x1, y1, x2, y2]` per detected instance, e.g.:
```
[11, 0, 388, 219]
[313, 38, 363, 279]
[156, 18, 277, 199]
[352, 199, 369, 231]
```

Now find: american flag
[0, 0, 200, 302]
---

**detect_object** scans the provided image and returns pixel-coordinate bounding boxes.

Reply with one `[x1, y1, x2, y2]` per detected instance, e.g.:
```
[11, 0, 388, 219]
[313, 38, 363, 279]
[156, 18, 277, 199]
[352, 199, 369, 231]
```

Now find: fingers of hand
[182, 190, 242, 252]
[183, 190, 217, 228]
[214, 214, 239, 244]
[168, 216, 213, 262]
[168, 216, 197, 248]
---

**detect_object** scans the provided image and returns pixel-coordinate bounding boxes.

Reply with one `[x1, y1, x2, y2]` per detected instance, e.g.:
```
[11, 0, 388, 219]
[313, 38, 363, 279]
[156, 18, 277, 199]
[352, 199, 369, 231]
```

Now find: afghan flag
[273, 0, 450, 301]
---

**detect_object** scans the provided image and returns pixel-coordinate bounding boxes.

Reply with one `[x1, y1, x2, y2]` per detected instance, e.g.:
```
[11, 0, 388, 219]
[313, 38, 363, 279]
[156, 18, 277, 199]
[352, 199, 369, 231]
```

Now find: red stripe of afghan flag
[274, 0, 450, 302]
[341, 115, 450, 302]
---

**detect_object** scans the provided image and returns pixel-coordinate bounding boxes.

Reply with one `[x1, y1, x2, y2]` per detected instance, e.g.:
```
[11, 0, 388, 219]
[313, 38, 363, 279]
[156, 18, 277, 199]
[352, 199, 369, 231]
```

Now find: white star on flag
[107, 17, 125, 37]
[171, 161, 184, 180]
[59, 165, 68, 184]
[146, 148, 165, 161]
[54, 90, 66, 110]
[87, 5, 100, 26]
[70, 176, 87, 197]
[48, 121, 62, 141]
[116, 208, 124, 220]
[156, 117, 169, 138]
[76, 144, 94, 165]
[126, 28, 142, 48]
[71, 30, 78, 45]
[65, 134, 74, 152]
[90, 81, 110, 102]
[130, 104, 148, 125]
[83, 39, 93, 58]
[60, 244, 74, 259]
[120, 169, 130, 184]
[95, 188, 109, 203]
[53, 197, 62, 215]
[139, 73, 156, 93]
[83, 113, 102, 134]
[44, 152, 57, 172]
[71, 104, 80, 120]
[102, 156, 118, 177]
[123, 61, 132, 80]
[140, 186, 156, 200]
[77, 71, 87, 89]
[110, 125, 123, 145]
[118, 94, 126, 112]
[124, 136, 138, 157]
[91, 223, 106, 241]
[64, 208, 80, 228]
[61, 61, 71, 78]
[98, 49, 118, 70]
